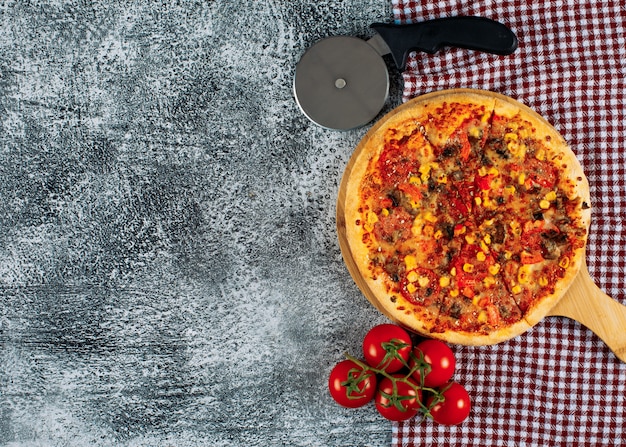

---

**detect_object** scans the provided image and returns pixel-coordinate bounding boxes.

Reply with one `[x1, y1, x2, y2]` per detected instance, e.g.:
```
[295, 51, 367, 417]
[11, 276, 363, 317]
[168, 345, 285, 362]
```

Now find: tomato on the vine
[427, 381, 471, 425]
[328, 324, 471, 426]
[362, 324, 412, 373]
[328, 359, 377, 408]
[410, 339, 456, 388]
[375, 375, 422, 421]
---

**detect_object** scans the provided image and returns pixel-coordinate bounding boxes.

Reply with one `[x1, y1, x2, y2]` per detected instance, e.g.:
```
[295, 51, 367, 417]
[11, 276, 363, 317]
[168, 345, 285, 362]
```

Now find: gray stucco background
[0, 1, 405, 446]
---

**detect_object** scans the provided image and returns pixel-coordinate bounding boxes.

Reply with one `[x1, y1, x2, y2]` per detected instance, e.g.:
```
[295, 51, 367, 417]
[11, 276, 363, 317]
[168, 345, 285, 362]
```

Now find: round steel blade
[293, 36, 389, 131]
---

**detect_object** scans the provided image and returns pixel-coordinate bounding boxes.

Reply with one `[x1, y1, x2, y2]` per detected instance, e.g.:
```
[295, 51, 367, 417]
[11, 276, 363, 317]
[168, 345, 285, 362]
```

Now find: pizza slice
[344, 108, 444, 334]
[416, 91, 497, 160]
[485, 98, 591, 327]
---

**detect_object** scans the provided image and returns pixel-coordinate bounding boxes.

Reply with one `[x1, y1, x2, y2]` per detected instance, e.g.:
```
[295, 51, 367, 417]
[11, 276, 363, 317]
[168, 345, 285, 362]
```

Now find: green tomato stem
[343, 351, 446, 417]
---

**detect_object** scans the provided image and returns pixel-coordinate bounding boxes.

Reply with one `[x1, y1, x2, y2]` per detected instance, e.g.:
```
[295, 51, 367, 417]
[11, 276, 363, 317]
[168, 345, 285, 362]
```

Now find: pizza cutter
[293, 16, 518, 130]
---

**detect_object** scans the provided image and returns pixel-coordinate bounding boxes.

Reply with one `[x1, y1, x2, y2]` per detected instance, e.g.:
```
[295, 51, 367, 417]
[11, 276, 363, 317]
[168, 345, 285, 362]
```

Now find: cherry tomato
[362, 324, 412, 373]
[328, 359, 377, 408]
[375, 375, 422, 421]
[410, 339, 456, 388]
[427, 382, 471, 425]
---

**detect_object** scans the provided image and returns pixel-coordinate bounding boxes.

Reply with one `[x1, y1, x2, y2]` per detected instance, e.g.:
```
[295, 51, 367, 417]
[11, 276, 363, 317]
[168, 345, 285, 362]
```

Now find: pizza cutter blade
[293, 16, 518, 131]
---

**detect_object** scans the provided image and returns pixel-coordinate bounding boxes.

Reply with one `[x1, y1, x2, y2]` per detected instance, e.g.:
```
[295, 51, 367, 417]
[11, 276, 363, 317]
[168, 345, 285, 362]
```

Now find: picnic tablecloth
[390, 1, 626, 446]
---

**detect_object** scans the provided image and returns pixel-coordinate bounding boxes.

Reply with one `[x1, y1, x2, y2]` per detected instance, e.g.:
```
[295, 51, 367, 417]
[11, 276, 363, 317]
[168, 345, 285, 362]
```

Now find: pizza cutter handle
[371, 16, 518, 70]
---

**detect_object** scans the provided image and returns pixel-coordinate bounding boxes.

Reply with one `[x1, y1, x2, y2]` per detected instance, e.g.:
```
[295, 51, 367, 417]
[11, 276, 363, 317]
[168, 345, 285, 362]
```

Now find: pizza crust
[339, 89, 591, 345]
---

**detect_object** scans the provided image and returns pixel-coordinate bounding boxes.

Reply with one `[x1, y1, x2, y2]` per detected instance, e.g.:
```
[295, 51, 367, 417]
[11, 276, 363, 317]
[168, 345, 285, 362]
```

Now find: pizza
[339, 89, 591, 345]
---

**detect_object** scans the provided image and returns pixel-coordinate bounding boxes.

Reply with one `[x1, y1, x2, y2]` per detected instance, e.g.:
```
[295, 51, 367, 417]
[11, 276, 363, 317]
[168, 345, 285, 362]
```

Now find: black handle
[371, 16, 518, 70]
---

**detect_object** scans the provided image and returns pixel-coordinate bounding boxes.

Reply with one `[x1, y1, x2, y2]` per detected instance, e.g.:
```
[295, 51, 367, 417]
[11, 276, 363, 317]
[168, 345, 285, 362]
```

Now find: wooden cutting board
[336, 89, 626, 362]
[548, 262, 626, 361]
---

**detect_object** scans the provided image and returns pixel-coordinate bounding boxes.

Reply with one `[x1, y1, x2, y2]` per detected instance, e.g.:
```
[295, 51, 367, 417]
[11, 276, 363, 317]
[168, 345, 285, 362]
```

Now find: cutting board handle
[549, 263, 626, 362]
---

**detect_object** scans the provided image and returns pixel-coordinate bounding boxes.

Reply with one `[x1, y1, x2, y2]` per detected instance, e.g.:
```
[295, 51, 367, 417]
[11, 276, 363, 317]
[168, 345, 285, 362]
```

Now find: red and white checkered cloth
[390, 1, 626, 446]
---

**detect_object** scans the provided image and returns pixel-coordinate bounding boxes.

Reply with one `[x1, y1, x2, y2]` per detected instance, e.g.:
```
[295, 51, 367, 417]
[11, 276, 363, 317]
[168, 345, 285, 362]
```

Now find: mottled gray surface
[0, 1, 405, 446]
